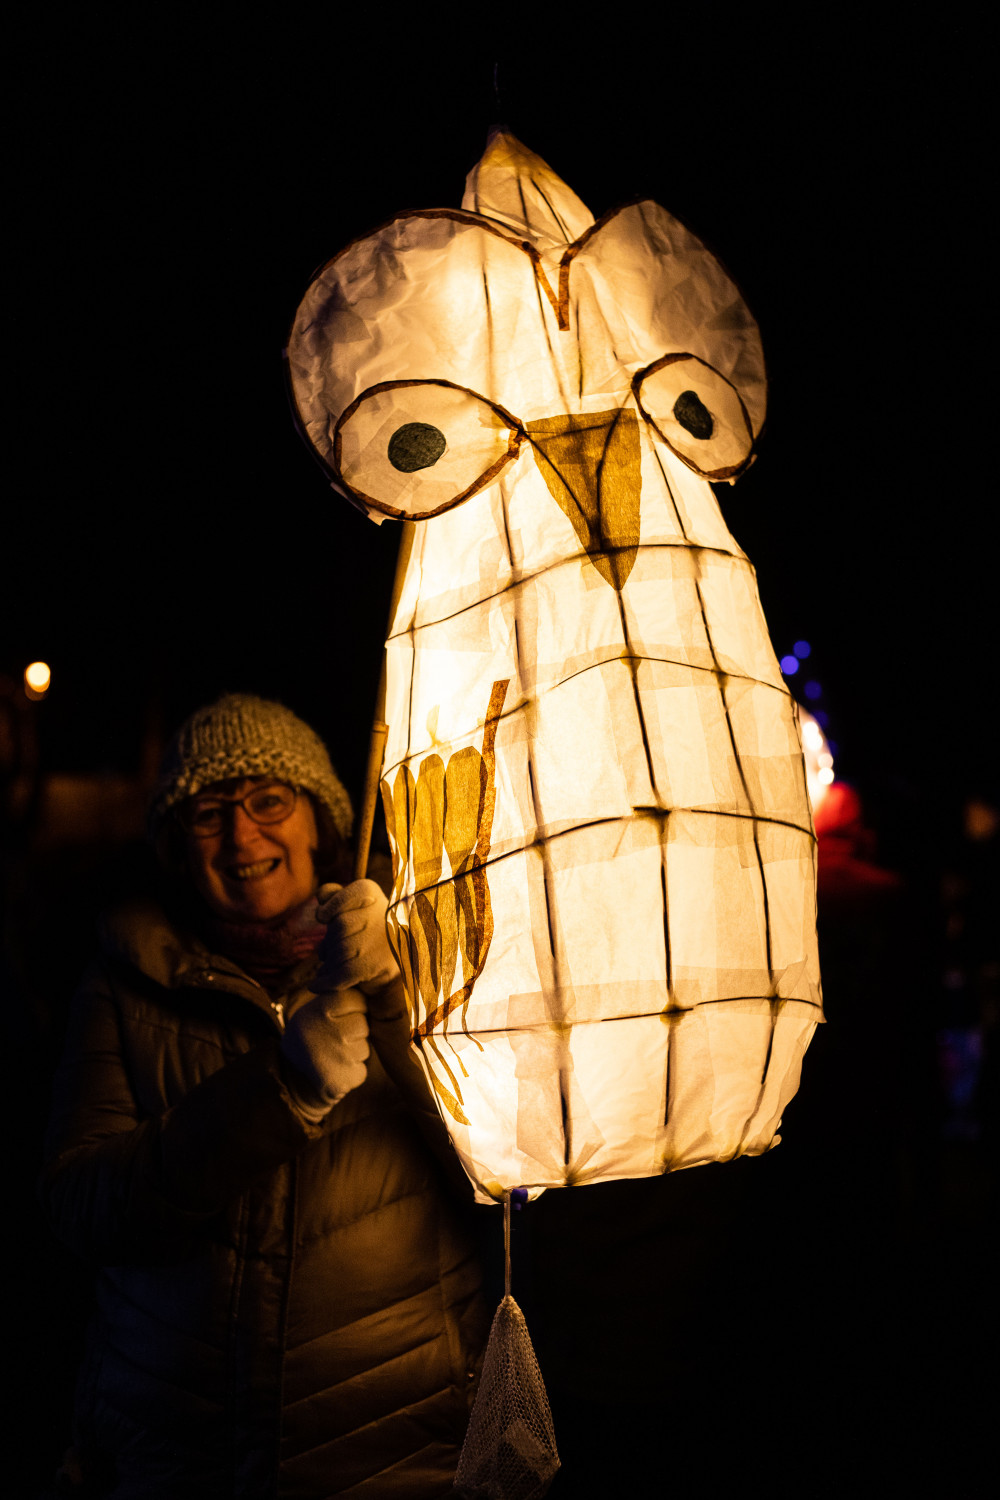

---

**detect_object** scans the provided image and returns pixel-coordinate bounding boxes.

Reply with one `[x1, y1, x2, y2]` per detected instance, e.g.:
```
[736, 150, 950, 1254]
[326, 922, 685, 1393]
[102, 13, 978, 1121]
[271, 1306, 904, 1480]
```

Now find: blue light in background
[804, 680, 822, 700]
[793, 640, 811, 659]
[828, 740, 839, 756]
[813, 709, 830, 727]
[780, 655, 799, 675]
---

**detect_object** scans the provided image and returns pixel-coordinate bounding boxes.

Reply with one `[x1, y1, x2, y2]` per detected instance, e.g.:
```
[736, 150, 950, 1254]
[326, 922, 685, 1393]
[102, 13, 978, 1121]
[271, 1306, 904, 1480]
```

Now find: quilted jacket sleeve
[40, 967, 328, 1264]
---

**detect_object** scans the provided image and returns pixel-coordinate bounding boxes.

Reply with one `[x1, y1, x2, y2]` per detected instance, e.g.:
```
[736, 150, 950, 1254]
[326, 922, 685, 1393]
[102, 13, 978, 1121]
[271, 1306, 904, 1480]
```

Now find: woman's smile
[225, 857, 281, 882]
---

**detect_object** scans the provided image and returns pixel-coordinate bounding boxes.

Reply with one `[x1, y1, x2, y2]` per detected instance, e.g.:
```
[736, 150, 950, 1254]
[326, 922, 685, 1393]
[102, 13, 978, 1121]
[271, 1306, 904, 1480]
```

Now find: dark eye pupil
[388, 422, 447, 473]
[673, 390, 714, 441]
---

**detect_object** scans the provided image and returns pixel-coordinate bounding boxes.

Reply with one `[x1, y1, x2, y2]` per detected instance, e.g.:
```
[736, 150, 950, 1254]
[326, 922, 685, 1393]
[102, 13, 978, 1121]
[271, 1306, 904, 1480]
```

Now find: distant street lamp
[24, 662, 51, 702]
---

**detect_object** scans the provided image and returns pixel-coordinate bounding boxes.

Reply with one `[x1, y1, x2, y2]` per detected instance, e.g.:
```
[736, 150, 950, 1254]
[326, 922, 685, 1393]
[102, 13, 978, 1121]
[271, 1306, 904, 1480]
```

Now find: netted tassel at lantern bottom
[454, 1295, 560, 1500]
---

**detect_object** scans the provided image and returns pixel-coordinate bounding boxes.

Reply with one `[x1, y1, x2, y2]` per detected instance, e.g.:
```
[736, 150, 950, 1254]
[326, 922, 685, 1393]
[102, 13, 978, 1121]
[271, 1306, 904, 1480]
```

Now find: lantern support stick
[353, 521, 415, 881]
[353, 719, 387, 882]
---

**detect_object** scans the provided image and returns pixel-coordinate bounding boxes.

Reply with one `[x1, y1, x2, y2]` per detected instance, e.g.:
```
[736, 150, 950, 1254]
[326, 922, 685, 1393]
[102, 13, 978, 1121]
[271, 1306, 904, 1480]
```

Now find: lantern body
[289, 133, 822, 1203]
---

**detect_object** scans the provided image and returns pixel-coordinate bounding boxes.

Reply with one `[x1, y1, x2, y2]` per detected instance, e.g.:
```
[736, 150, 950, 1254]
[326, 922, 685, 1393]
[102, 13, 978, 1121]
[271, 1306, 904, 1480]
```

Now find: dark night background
[3, 15, 995, 1497]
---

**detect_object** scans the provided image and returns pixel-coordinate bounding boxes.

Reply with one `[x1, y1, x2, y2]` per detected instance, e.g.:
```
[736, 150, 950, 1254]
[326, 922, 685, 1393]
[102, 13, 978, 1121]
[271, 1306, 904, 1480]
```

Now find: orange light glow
[798, 706, 835, 812]
[24, 661, 51, 699]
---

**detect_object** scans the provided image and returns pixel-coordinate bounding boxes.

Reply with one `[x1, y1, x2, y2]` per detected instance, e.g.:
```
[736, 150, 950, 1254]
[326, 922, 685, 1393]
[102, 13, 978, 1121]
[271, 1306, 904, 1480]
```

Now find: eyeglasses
[178, 782, 299, 838]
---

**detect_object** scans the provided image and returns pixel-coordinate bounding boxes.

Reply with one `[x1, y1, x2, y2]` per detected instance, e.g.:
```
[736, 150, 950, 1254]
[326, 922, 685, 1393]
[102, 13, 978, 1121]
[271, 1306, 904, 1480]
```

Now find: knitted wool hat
[149, 694, 353, 842]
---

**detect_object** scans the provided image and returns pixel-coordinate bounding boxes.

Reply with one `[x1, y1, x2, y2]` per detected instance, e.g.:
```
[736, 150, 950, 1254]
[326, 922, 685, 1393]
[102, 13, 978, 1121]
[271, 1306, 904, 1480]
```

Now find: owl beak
[525, 408, 642, 591]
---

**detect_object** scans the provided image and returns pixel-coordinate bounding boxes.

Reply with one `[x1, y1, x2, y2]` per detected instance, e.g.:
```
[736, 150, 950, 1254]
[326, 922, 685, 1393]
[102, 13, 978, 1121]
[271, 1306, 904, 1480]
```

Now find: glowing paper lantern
[289, 131, 822, 1204]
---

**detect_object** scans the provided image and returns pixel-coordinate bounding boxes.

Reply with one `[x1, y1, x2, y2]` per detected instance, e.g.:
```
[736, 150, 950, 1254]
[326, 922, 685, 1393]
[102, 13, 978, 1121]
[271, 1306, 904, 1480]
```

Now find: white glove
[314, 880, 400, 996]
[280, 989, 369, 1114]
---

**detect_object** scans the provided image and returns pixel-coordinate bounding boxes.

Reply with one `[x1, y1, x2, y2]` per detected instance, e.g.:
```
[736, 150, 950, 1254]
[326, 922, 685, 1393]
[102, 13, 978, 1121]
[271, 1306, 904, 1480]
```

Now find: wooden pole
[353, 521, 415, 881]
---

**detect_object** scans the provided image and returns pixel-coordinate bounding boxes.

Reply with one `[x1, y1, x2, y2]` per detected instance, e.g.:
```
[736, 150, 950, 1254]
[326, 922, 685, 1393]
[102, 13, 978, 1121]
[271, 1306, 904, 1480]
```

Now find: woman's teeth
[228, 859, 279, 881]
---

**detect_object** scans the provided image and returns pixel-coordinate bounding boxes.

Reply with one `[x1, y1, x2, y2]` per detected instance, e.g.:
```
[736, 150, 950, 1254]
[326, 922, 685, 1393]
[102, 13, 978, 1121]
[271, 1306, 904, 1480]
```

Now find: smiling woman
[182, 779, 321, 922]
[39, 693, 488, 1499]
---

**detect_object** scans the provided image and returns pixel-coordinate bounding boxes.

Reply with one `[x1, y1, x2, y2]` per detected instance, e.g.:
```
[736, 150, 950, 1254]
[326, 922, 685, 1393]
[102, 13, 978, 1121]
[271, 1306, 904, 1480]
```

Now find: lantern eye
[633, 355, 754, 480]
[333, 380, 524, 520]
[672, 390, 713, 441]
[388, 422, 447, 473]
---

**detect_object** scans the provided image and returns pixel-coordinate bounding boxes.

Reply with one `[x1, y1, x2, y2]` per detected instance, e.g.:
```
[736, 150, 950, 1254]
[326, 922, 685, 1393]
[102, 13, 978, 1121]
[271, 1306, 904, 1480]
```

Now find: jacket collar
[98, 896, 316, 1017]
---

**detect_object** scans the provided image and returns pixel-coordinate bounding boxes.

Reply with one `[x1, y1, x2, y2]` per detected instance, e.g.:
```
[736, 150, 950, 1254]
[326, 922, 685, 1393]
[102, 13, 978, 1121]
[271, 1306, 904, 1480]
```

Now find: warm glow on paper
[289, 131, 822, 1203]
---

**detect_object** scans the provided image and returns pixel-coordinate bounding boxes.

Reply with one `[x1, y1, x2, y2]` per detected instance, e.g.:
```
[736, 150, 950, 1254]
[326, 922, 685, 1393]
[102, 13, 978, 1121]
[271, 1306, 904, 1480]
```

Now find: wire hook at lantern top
[490, 57, 510, 134]
[503, 1190, 511, 1299]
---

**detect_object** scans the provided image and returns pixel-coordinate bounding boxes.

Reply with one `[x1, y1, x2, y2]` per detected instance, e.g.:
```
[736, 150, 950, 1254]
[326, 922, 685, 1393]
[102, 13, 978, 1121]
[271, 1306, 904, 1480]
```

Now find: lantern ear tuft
[462, 128, 594, 247]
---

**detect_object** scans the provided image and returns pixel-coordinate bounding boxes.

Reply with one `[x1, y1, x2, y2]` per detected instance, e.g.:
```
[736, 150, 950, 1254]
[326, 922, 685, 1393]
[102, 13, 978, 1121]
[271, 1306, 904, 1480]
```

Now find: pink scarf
[203, 895, 327, 984]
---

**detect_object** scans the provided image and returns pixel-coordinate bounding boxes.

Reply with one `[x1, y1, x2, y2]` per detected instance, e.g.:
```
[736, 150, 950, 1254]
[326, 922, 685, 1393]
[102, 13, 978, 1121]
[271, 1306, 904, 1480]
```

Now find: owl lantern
[289, 132, 823, 1205]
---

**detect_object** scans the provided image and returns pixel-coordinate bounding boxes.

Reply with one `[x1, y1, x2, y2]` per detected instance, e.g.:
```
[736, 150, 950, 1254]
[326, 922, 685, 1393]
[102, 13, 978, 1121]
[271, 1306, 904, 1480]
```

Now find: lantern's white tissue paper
[289, 131, 822, 1204]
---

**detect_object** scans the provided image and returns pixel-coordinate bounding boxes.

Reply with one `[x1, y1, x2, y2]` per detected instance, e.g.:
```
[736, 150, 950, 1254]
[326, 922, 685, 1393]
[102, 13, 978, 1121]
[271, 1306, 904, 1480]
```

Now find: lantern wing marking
[383, 679, 510, 1123]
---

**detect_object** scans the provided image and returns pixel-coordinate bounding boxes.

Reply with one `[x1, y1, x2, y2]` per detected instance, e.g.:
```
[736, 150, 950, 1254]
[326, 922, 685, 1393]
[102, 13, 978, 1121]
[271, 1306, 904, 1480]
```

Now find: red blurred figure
[814, 780, 901, 907]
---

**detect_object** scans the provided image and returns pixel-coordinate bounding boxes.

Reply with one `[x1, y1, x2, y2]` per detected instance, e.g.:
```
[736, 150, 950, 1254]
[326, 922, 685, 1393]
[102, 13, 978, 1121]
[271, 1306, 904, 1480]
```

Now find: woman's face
[184, 778, 319, 922]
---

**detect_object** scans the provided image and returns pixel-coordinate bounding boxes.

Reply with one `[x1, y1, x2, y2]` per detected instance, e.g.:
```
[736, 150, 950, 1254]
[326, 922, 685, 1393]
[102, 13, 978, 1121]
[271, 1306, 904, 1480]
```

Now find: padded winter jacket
[40, 896, 488, 1498]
